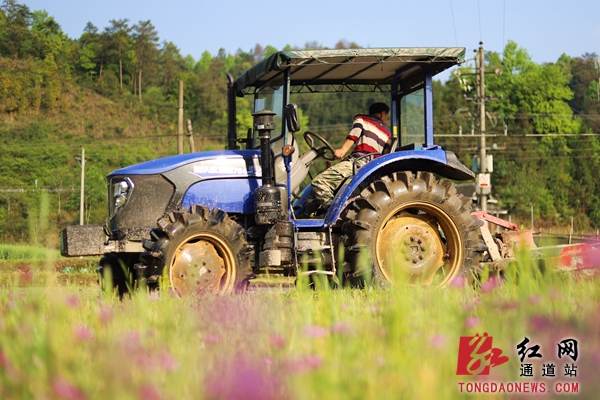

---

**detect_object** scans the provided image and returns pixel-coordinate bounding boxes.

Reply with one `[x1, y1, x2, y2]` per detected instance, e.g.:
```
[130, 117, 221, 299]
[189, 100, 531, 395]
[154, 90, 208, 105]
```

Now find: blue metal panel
[181, 178, 261, 214]
[110, 150, 261, 176]
[424, 71, 434, 146]
[293, 219, 326, 229]
[323, 148, 447, 225]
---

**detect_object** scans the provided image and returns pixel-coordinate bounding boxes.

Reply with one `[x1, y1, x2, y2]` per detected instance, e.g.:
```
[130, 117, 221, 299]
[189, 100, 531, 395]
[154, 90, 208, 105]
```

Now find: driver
[301, 102, 391, 217]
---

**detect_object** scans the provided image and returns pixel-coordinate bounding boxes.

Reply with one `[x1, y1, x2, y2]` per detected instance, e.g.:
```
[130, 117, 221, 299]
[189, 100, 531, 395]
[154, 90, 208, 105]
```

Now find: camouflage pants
[310, 157, 368, 207]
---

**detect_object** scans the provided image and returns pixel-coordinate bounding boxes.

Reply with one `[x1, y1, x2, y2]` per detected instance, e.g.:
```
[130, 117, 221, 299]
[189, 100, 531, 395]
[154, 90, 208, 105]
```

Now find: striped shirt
[347, 114, 392, 158]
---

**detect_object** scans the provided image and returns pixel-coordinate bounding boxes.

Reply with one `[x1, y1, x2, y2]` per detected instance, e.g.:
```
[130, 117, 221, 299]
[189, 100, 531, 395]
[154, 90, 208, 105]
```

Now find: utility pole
[595, 57, 600, 101]
[477, 42, 488, 212]
[80, 147, 85, 225]
[455, 43, 499, 212]
[177, 80, 184, 154]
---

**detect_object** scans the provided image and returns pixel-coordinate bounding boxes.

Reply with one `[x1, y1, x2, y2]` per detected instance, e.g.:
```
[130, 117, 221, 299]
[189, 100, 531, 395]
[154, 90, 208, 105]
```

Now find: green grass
[0, 259, 598, 399]
[0, 244, 98, 288]
[0, 244, 59, 261]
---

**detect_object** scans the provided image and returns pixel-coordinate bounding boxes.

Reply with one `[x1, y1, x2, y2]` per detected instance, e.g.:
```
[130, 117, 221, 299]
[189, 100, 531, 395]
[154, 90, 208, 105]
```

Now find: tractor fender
[324, 148, 474, 225]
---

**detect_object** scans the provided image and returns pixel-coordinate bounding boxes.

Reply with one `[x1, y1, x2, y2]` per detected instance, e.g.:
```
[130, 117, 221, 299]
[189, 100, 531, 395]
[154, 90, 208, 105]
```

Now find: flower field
[0, 256, 599, 399]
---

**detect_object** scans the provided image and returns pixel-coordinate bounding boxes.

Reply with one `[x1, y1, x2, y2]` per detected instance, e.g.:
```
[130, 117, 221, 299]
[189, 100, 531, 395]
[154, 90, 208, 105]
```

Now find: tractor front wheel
[141, 206, 253, 296]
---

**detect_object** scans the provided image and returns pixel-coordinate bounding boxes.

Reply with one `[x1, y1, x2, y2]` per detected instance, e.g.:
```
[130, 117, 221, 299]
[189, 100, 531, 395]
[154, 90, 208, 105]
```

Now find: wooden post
[80, 147, 85, 225]
[530, 204, 534, 233]
[186, 119, 196, 153]
[177, 80, 184, 154]
[569, 216, 574, 245]
[478, 42, 487, 212]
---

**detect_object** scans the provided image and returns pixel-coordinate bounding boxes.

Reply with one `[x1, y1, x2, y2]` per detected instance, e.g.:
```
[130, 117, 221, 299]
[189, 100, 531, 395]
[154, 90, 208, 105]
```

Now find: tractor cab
[227, 48, 475, 223]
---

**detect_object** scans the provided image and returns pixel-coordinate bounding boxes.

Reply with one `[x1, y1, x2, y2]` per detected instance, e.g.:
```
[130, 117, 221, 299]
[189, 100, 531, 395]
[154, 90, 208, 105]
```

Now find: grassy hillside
[0, 78, 227, 246]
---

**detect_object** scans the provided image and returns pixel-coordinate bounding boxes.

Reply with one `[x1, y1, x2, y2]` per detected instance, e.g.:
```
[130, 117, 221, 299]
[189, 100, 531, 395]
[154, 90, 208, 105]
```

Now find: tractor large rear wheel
[141, 206, 253, 296]
[342, 172, 483, 287]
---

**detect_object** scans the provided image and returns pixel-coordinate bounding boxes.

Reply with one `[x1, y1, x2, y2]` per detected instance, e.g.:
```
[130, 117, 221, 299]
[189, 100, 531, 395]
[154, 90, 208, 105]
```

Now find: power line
[0, 132, 228, 150]
[450, 0, 459, 47]
[502, 0, 506, 51]
[436, 133, 600, 137]
[477, 0, 483, 42]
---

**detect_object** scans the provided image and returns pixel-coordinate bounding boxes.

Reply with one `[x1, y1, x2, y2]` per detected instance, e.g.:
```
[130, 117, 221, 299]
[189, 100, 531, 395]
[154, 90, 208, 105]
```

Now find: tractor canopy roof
[233, 47, 465, 96]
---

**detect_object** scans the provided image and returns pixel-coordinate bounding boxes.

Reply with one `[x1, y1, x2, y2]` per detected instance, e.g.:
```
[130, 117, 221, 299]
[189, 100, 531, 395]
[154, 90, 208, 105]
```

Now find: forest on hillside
[1, 0, 599, 247]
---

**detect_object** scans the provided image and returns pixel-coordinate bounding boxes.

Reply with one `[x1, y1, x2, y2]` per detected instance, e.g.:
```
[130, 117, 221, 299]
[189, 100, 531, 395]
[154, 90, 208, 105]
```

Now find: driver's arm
[334, 138, 355, 160]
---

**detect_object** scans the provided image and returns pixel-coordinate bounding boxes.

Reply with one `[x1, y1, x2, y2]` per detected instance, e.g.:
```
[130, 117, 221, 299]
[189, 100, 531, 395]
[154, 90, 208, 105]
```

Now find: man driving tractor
[300, 102, 392, 217]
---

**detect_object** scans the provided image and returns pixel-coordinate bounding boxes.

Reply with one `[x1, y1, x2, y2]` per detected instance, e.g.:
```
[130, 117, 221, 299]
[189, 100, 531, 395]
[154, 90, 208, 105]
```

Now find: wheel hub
[170, 240, 226, 296]
[377, 213, 445, 284]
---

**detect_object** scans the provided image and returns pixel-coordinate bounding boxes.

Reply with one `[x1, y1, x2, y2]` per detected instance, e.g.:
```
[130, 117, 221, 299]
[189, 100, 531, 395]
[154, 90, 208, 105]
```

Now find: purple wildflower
[160, 352, 178, 371]
[465, 316, 480, 328]
[269, 333, 286, 349]
[53, 379, 87, 400]
[65, 296, 79, 308]
[450, 275, 466, 288]
[428, 334, 447, 348]
[529, 315, 553, 331]
[528, 294, 541, 304]
[284, 354, 323, 374]
[135, 353, 157, 370]
[97, 306, 113, 325]
[302, 325, 328, 338]
[138, 384, 164, 400]
[121, 331, 142, 352]
[331, 322, 352, 334]
[0, 349, 9, 368]
[205, 355, 285, 400]
[74, 325, 93, 341]
[481, 276, 503, 293]
[204, 333, 222, 344]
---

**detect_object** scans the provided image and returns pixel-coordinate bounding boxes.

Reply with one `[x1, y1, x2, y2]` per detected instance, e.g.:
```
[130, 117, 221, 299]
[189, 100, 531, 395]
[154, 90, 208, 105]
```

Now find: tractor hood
[109, 149, 262, 177]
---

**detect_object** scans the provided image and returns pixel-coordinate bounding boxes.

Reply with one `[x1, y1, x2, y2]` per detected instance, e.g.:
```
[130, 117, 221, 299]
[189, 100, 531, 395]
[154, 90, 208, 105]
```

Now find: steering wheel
[304, 131, 336, 161]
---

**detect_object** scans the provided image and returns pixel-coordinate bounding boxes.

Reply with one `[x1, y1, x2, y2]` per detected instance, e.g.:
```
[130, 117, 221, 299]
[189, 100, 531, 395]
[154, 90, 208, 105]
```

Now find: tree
[132, 20, 159, 101]
[183, 54, 195, 72]
[304, 41, 322, 50]
[194, 50, 212, 74]
[30, 10, 66, 59]
[107, 19, 131, 91]
[41, 53, 60, 109]
[335, 40, 360, 49]
[484, 41, 586, 226]
[160, 41, 184, 93]
[263, 45, 277, 59]
[0, 0, 34, 58]
[79, 42, 98, 76]
[568, 53, 600, 133]
[253, 43, 263, 62]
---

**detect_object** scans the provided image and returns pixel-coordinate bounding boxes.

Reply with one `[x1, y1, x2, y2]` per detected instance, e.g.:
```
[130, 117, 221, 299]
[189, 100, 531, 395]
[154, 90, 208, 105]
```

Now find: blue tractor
[60, 47, 486, 296]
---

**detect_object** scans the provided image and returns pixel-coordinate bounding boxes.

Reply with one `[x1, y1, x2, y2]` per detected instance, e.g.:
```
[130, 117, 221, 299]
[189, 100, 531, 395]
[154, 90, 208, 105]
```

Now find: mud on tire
[342, 171, 484, 287]
[140, 205, 253, 296]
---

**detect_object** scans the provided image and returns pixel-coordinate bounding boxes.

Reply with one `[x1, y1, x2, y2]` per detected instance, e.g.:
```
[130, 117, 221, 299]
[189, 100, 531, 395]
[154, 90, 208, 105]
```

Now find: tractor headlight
[109, 178, 134, 218]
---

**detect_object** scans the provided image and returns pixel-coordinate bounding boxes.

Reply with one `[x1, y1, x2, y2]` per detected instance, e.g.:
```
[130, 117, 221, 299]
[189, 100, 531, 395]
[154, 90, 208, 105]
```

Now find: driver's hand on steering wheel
[334, 149, 346, 160]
